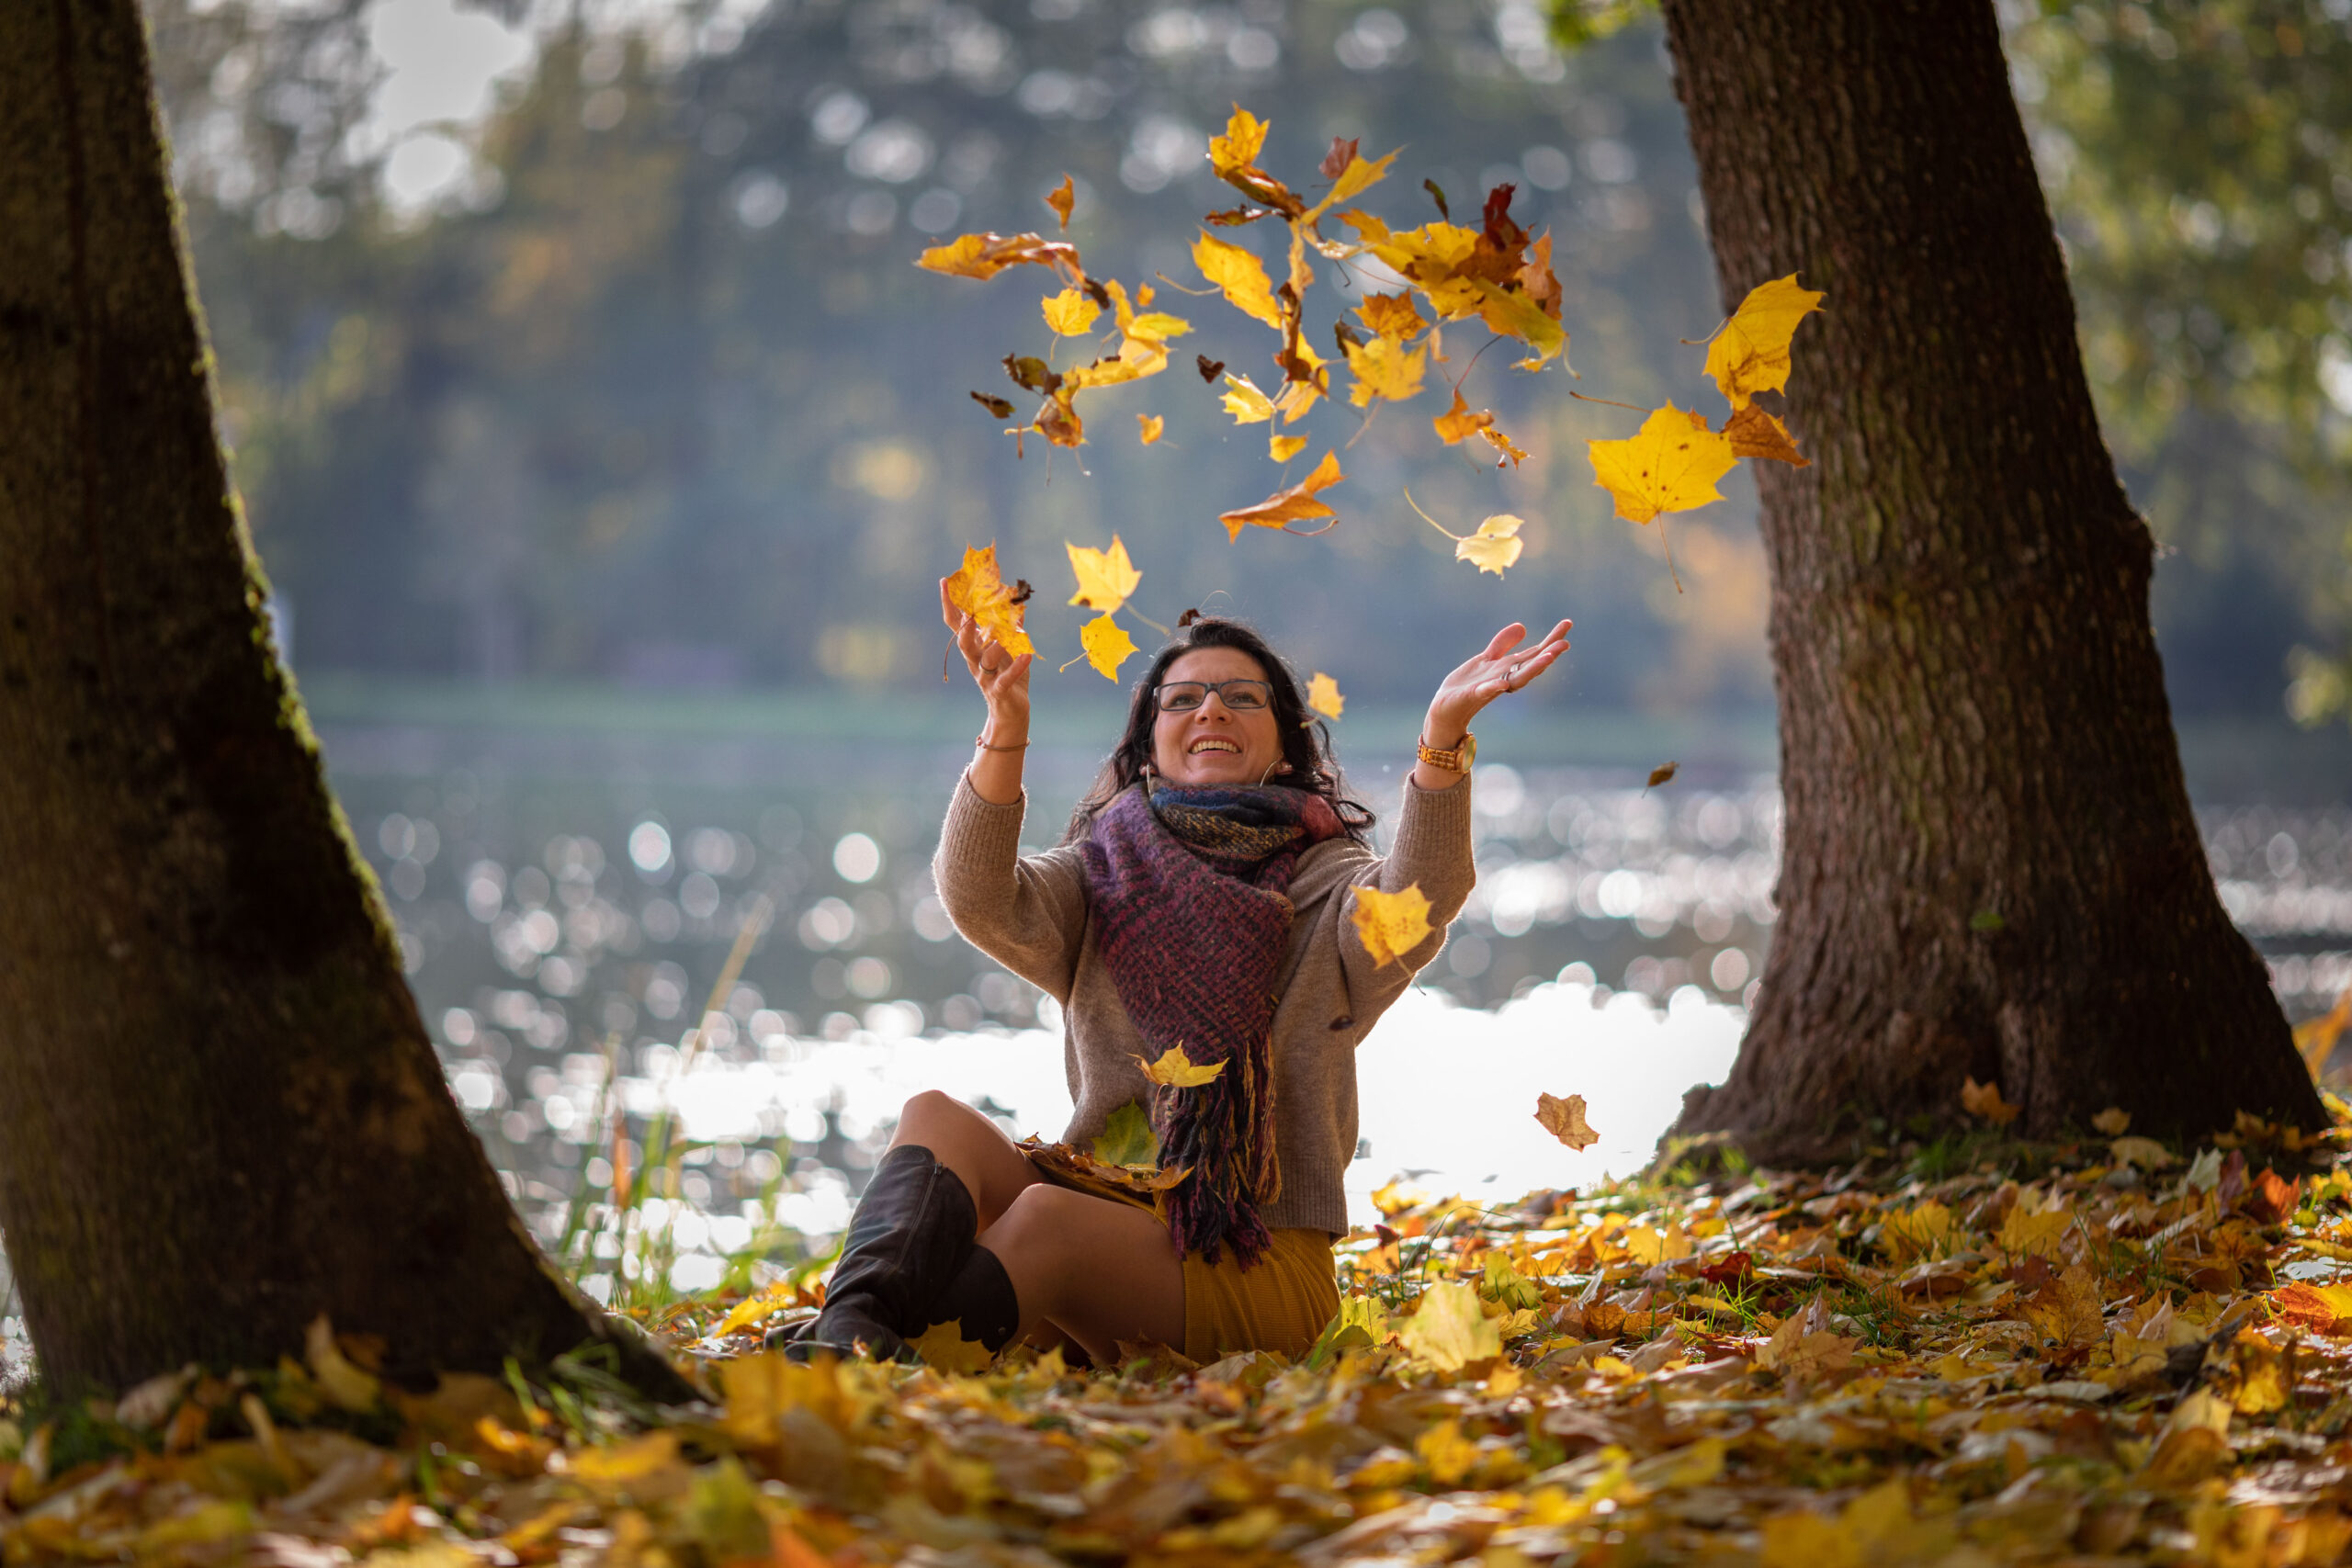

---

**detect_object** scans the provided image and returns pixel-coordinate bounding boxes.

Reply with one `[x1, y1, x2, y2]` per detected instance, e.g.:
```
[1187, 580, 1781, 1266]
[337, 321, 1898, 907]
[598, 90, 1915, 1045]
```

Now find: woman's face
[1149, 648, 1287, 788]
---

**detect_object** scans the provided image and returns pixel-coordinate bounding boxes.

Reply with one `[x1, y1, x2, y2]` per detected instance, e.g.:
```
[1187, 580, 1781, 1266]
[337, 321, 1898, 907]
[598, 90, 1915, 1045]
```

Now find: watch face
[1459, 733, 1476, 768]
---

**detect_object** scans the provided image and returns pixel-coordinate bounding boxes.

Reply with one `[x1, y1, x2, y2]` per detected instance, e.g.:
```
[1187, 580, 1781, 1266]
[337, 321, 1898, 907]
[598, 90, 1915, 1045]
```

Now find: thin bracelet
[975, 735, 1029, 751]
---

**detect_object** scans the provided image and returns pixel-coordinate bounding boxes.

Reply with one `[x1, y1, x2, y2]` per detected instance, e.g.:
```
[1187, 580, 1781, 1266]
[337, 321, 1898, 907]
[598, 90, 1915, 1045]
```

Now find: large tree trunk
[0, 0, 685, 1398]
[1658, 0, 2322, 1161]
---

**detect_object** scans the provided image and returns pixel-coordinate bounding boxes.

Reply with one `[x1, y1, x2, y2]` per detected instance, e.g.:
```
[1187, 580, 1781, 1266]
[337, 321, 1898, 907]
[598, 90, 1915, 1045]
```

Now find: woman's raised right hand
[939, 577, 1034, 739]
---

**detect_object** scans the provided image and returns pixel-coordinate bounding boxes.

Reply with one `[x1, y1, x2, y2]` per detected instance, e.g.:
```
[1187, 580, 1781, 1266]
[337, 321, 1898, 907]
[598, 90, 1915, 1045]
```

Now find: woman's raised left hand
[1424, 618, 1574, 748]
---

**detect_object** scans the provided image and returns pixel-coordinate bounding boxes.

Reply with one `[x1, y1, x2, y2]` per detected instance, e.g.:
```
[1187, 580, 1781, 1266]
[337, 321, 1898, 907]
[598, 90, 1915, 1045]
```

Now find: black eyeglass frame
[1152, 678, 1274, 713]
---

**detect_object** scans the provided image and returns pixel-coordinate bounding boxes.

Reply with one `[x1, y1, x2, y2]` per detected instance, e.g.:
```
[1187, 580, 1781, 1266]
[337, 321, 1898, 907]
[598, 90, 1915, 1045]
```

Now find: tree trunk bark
[0, 0, 686, 1398]
[1657, 0, 2322, 1161]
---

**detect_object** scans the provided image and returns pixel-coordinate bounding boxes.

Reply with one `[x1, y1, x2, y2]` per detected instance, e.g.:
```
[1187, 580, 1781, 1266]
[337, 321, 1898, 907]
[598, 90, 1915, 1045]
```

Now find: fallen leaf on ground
[1962, 1076, 2022, 1125]
[2092, 1107, 2132, 1135]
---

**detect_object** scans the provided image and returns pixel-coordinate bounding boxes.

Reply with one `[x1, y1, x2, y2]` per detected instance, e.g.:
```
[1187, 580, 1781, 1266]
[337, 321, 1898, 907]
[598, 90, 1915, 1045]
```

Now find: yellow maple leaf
[1455, 514, 1525, 577]
[1301, 147, 1402, 227]
[908, 1319, 995, 1375]
[1134, 1043, 1225, 1088]
[1208, 104, 1269, 181]
[1193, 232, 1283, 329]
[916, 230, 1081, 283]
[1961, 1075, 2021, 1125]
[305, 1315, 380, 1413]
[1534, 1091, 1597, 1151]
[1704, 273, 1825, 409]
[1042, 288, 1101, 337]
[1045, 173, 1075, 232]
[1137, 413, 1164, 446]
[944, 543, 1034, 657]
[2109, 1134, 2175, 1169]
[1268, 433, 1306, 462]
[1351, 882, 1432, 966]
[1431, 386, 1495, 445]
[1066, 536, 1140, 613]
[1996, 1200, 2070, 1259]
[1077, 614, 1138, 681]
[2297, 987, 2352, 1078]
[1473, 280, 1567, 369]
[2092, 1107, 2131, 1135]
[1356, 290, 1428, 342]
[1413, 1417, 1479, 1485]
[1478, 425, 1530, 468]
[1881, 1200, 1957, 1262]
[1221, 374, 1275, 424]
[1306, 671, 1343, 720]
[1216, 449, 1344, 541]
[1589, 405, 1738, 525]
[1274, 373, 1323, 425]
[1721, 401, 1809, 465]
[2021, 1263, 2105, 1349]
[1397, 1280, 1502, 1372]
[1344, 333, 1427, 407]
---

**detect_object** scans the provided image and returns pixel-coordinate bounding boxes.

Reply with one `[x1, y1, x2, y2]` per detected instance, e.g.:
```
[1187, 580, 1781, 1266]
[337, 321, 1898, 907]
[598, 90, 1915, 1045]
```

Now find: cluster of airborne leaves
[21, 1089, 2352, 1565]
[931, 106, 1822, 690]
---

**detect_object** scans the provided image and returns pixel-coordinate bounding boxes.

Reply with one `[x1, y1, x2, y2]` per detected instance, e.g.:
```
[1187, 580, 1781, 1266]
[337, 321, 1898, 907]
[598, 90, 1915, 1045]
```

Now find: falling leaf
[1645, 761, 1679, 789]
[2092, 1107, 2132, 1135]
[1477, 426, 1530, 468]
[1397, 1280, 1501, 1371]
[1217, 450, 1344, 540]
[1357, 291, 1429, 342]
[909, 1319, 995, 1375]
[1208, 104, 1271, 182]
[1134, 1044, 1226, 1088]
[1042, 288, 1102, 336]
[916, 231, 1082, 283]
[2296, 987, 2352, 1078]
[1721, 402, 1809, 465]
[1588, 404, 1739, 525]
[1473, 280, 1567, 369]
[1221, 374, 1275, 424]
[1195, 354, 1225, 382]
[1534, 1092, 1597, 1151]
[1045, 174, 1076, 232]
[1431, 387, 1496, 445]
[1002, 354, 1063, 394]
[1343, 334, 1427, 406]
[1066, 536, 1141, 613]
[1193, 233, 1283, 329]
[1962, 1076, 2021, 1126]
[1268, 433, 1306, 462]
[1306, 671, 1344, 720]
[1423, 176, 1450, 219]
[1300, 147, 1402, 226]
[1077, 615, 1139, 681]
[1704, 274, 1826, 410]
[1092, 1100, 1159, 1167]
[1319, 135, 1360, 179]
[969, 390, 1015, 420]
[1351, 882, 1433, 966]
[1455, 515, 1526, 577]
[1136, 413, 1164, 446]
[944, 543, 1035, 657]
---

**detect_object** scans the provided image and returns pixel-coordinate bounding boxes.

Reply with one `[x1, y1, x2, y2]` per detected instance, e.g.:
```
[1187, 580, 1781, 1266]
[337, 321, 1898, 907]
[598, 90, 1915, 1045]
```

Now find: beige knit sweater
[931, 773, 1476, 1236]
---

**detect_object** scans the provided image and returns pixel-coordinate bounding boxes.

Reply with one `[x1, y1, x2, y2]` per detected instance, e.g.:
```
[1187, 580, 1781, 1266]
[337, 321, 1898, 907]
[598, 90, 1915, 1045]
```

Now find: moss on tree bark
[1658, 0, 2323, 1161]
[0, 0, 686, 1398]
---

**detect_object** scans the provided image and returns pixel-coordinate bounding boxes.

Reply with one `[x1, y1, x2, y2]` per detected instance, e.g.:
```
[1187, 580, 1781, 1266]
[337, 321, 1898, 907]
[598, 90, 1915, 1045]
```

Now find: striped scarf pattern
[1080, 779, 1342, 1268]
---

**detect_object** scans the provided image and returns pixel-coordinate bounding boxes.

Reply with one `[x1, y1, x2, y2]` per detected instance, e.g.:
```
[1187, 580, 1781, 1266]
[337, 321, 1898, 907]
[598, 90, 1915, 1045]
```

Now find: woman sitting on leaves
[782, 587, 1571, 1367]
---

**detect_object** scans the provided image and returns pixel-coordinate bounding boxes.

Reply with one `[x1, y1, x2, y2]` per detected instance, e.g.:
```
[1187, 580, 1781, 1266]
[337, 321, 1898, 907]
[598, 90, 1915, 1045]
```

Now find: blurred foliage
[137, 0, 2344, 724]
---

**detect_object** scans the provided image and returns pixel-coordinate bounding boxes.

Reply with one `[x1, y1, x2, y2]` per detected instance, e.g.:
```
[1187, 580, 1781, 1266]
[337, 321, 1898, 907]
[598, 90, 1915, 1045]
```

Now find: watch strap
[1417, 733, 1473, 772]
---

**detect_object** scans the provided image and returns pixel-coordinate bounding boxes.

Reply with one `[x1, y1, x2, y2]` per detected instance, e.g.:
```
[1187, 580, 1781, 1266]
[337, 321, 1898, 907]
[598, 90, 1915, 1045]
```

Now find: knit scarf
[1080, 777, 1343, 1267]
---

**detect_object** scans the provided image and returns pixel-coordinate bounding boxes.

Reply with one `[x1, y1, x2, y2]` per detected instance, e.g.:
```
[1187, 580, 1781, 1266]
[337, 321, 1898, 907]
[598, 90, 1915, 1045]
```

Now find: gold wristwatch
[1417, 731, 1476, 772]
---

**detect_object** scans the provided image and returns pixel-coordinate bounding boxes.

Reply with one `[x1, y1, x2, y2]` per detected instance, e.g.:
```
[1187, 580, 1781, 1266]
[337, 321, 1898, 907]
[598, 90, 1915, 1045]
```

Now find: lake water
[314, 694, 2352, 1301]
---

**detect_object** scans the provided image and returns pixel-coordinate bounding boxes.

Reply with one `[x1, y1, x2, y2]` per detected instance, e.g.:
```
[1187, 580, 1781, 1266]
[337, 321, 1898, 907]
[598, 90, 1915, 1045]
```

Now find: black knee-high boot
[913, 1242, 1023, 1353]
[781, 1145, 978, 1361]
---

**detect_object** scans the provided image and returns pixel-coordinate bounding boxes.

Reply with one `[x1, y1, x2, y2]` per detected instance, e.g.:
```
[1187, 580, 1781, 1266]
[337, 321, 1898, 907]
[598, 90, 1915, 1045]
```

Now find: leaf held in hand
[1351, 882, 1432, 966]
[1455, 515, 1525, 577]
[1067, 536, 1141, 613]
[1535, 1091, 1598, 1151]
[1045, 174, 1076, 232]
[1705, 274, 1826, 410]
[1093, 1100, 1159, 1168]
[1306, 671, 1344, 720]
[1135, 1044, 1226, 1088]
[1077, 614, 1139, 680]
[1962, 1076, 2021, 1126]
[944, 543, 1035, 657]
[1217, 450, 1344, 540]
[1589, 404, 1739, 525]
[909, 1319, 996, 1375]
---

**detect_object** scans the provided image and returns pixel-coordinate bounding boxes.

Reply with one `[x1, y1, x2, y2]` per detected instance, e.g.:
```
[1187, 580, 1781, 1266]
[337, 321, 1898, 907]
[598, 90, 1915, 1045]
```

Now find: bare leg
[887, 1089, 1045, 1229]
[975, 1185, 1184, 1364]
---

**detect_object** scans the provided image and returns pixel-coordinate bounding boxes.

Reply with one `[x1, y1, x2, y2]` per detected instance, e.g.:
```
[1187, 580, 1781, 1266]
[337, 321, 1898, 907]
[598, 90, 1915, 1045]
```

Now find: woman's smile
[1153, 648, 1284, 785]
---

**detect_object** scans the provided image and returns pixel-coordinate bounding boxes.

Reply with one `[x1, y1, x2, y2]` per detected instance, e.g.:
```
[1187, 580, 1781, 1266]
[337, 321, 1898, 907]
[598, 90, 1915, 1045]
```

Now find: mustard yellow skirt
[1021, 1141, 1340, 1363]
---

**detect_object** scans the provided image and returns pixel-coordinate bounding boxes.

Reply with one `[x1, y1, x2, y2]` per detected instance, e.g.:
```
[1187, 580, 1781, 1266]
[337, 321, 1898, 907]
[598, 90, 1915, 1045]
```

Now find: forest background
[149, 0, 2352, 739]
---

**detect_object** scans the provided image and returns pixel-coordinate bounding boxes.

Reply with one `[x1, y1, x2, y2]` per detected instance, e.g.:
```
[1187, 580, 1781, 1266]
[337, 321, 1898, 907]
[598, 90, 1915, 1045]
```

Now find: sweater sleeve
[1339, 774, 1476, 1005]
[931, 773, 1091, 1002]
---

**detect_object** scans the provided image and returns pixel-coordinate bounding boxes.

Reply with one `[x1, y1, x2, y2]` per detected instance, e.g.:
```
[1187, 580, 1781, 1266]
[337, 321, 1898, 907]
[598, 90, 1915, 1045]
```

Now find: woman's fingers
[1477, 622, 1529, 663]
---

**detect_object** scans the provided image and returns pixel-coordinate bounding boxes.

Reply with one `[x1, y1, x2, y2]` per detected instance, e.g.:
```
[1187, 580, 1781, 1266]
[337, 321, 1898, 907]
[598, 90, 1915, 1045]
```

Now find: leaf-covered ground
[15, 1101, 2352, 1564]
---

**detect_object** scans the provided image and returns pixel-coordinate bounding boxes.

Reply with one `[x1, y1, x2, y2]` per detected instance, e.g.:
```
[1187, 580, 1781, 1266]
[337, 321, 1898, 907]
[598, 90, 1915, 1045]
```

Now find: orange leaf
[1355, 290, 1428, 342]
[1136, 413, 1164, 446]
[1535, 1091, 1597, 1151]
[1477, 425, 1529, 468]
[916, 231, 1082, 283]
[1431, 387, 1495, 446]
[944, 543, 1035, 657]
[1721, 402, 1809, 466]
[1046, 174, 1075, 232]
[1216, 450, 1343, 541]
[1961, 1076, 2021, 1126]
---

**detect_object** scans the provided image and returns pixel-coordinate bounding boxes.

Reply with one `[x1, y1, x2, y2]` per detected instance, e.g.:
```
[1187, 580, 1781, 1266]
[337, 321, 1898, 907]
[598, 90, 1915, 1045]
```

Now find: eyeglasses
[1155, 679, 1272, 713]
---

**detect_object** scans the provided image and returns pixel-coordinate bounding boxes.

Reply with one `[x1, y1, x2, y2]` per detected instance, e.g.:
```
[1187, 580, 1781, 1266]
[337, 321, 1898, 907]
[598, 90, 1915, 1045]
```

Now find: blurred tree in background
[140, 0, 2350, 728]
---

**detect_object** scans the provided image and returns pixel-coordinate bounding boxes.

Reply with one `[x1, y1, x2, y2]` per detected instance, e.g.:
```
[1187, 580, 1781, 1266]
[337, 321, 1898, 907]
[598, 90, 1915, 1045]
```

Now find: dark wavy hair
[1061, 617, 1376, 844]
